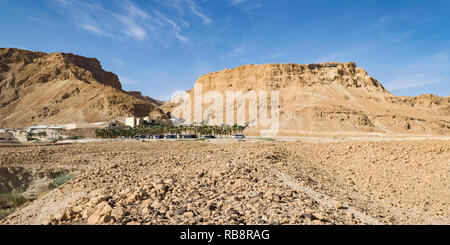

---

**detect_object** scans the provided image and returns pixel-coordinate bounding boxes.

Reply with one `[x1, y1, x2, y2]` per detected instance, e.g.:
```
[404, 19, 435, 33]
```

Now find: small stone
[95, 201, 113, 216]
[184, 212, 194, 219]
[313, 213, 324, 220]
[208, 203, 217, 211]
[54, 210, 67, 221]
[111, 207, 124, 219]
[272, 194, 281, 202]
[176, 207, 187, 215]
[126, 221, 140, 225]
[87, 214, 102, 225]
[99, 215, 114, 224]
[312, 220, 323, 225]
[300, 213, 313, 219]
[82, 207, 95, 219]
[165, 178, 175, 185]
[126, 193, 140, 203]
[151, 200, 162, 210]
[72, 205, 83, 213]
[140, 199, 152, 209]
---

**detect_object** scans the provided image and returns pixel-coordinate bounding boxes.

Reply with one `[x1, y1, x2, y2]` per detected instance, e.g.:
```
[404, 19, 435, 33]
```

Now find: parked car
[179, 135, 193, 139]
[164, 135, 177, 139]
[200, 135, 216, 139]
[153, 135, 164, 139]
[232, 134, 245, 139]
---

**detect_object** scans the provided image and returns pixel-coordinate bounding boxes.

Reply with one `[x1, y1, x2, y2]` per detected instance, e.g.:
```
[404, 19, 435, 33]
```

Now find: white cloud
[114, 14, 148, 41]
[79, 23, 110, 37]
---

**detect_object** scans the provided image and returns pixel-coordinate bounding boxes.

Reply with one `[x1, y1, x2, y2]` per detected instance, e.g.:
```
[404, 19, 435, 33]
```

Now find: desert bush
[0, 191, 27, 219]
[0, 192, 26, 209]
[53, 174, 76, 187]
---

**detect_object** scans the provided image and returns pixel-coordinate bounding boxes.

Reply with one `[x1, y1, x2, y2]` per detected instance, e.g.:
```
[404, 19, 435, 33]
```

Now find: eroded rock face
[196, 63, 386, 92]
[0, 48, 167, 128]
[0, 48, 121, 90]
[165, 63, 449, 136]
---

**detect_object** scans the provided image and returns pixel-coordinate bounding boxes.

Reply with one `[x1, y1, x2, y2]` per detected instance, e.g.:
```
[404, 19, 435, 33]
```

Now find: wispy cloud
[221, 46, 248, 60]
[44, 0, 210, 44]
[268, 51, 286, 60]
[230, 0, 247, 5]
[156, 0, 211, 24]
[384, 53, 449, 91]
[187, 0, 211, 24]
[229, 0, 264, 10]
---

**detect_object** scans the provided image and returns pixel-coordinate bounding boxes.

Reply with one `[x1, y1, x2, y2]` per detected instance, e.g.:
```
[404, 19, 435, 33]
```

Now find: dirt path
[273, 170, 383, 225]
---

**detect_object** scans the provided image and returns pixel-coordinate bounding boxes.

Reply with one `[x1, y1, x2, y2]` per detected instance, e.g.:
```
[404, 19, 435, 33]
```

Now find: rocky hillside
[0, 48, 167, 128]
[126, 91, 165, 106]
[166, 62, 449, 136]
[2, 140, 448, 225]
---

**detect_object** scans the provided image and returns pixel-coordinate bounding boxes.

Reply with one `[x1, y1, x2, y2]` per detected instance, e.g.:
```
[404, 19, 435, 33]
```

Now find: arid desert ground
[1, 138, 448, 225]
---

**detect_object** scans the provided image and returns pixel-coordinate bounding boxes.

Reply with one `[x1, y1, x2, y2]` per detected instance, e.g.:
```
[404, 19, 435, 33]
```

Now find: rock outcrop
[166, 62, 449, 136]
[0, 48, 167, 128]
[126, 91, 165, 106]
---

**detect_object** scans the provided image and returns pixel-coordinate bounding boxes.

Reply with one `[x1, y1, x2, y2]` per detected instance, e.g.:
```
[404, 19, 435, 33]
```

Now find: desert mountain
[165, 62, 449, 136]
[0, 48, 167, 128]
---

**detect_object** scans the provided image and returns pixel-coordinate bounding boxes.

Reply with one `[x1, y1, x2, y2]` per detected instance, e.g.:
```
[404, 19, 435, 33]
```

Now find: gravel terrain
[1, 139, 448, 225]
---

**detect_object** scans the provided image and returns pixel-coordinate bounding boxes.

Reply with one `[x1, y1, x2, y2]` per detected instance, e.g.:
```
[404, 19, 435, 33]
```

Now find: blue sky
[1, 0, 449, 100]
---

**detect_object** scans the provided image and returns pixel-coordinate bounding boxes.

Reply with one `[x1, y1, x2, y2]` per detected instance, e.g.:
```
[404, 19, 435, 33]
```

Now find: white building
[125, 117, 137, 127]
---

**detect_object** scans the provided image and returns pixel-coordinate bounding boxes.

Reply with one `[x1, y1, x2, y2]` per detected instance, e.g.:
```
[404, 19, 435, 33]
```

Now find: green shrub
[0, 192, 26, 209]
[68, 136, 83, 140]
[0, 191, 27, 219]
[53, 174, 76, 187]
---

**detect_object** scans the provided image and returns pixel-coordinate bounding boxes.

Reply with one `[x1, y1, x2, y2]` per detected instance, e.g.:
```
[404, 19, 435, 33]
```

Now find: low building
[27, 125, 66, 139]
[124, 117, 159, 127]
[125, 117, 137, 127]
